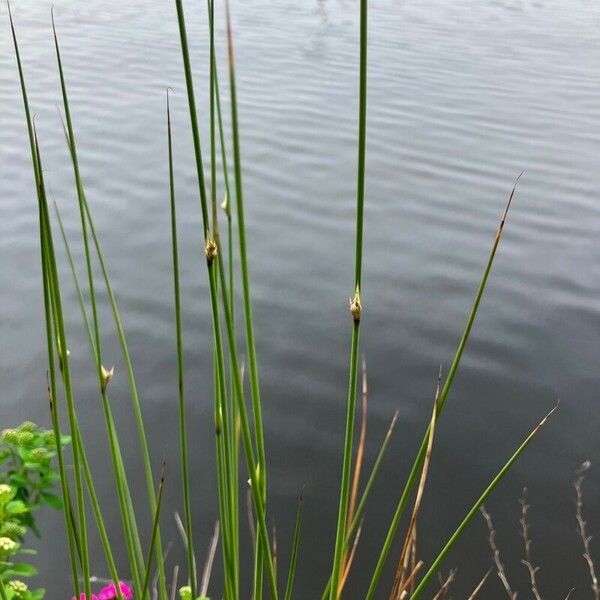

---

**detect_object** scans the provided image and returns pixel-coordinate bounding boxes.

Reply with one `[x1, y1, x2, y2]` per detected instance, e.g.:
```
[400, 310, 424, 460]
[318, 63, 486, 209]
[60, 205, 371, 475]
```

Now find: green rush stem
[214, 44, 239, 578]
[329, 0, 368, 597]
[214, 242, 278, 600]
[208, 263, 238, 598]
[284, 492, 304, 600]
[78, 191, 168, 596]
[35, 131, 92, 600]
[329, 324, 361, 600]
[55, 201, 145, 591]
[224, 6, 268, 595]
[209, 0, 217, 232]
[214, 351, 236, 600]
[167, 92, 197, 597]
[53, 14, 168, 596]
[76, 422, 126, 600]
[173, 1, 249, 595]
[364, 179, 520, 599]
[141, 467, 166, 600]
[7, 13, 82, 592]
[320, 412, 398, 600]
[410, 407, 556, 599]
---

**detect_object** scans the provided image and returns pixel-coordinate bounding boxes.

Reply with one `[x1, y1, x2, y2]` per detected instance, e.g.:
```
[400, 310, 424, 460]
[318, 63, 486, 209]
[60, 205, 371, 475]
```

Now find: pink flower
[98, 582, 133, 600]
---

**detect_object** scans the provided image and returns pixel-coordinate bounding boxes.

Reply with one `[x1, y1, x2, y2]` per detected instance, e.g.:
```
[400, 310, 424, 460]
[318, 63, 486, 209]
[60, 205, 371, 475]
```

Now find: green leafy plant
[0, 422, 68, 600]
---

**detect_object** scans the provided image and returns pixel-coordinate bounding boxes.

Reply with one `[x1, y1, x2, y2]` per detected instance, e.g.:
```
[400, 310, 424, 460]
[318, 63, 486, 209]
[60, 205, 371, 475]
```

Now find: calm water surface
[1, 1, 599, 597]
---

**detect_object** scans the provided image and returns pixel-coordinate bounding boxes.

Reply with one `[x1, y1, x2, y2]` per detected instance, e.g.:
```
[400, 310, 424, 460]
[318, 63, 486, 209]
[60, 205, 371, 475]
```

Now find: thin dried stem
[339, 520, 363, 594]
[200, 521, 220, 598]
[391, 368, 442, 599]
[431, 569, 456, 600]
[575, 461, 599, 600]
[398, 561, 424, 599]
[481, 505, 517, 600]
[467, 569, 492, 600]
[519, 488, 542, 600]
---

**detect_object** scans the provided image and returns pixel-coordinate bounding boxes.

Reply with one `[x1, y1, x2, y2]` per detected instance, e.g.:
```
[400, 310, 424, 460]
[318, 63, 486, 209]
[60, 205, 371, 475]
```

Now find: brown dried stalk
[519, 488, 543, 600]
[575, 461, 599, 600]
[480, 505, 518, 599]
[431, 569, 456, 600]
[467, 569, 492, 600]
[389, 368, 442, 600]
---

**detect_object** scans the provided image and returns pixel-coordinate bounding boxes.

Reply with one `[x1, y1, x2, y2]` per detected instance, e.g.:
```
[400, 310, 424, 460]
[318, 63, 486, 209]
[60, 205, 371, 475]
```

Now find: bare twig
[519, 488, 543, 600]
[398, 561, 424, 599]
[481, 505, 518, 599]
[431, 569, 456, 600]
[200, 521, 220, 598]
[467, 569, 492, 600]
[575, 461, 599, 600]
[170, 566, 179, 600]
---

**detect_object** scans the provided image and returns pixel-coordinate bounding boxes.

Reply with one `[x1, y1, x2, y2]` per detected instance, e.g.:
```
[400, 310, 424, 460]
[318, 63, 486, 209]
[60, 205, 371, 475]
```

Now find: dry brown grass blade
[409, 526, 418, 597]
[199, 521, 220, 598]
[398, 560, 424, 599]
[467, 568, 492, 600]
[575, 461, 599, 600]
[519, 488, 543, 600]
[480, 505, 518, 600]
[338, 519, 364, 594]
[338, 359, 368, 595]
[431, 569, 456, 600]
[390, 367, 442, 600]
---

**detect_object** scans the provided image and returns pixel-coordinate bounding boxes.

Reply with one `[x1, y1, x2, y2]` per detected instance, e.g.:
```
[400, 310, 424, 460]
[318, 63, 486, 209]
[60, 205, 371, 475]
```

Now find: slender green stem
[329, 1, 368, 597]
[34, 129, 92, 600]
[52, 13, 168, 596]
[364, 178, 520, 599]
[320, 412, 398, 600]
[223, 6, 269, 595]
[284, 491, 304, 600]
[142, 466, 166, 600]
[410, 406, 557, 599]
[167, 92, 197, 598]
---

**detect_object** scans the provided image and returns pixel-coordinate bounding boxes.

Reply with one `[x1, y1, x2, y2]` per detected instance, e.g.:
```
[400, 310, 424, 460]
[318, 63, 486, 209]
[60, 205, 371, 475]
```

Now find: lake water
[1, 0, 599, 598]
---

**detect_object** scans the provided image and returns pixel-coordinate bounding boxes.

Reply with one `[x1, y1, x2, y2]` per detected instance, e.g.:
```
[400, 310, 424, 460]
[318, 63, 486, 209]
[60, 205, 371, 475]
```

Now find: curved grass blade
[142, 465, 167, 600]
[167, 89, 197, 598]
[284, 490, 304, 600]
[320, 411, 399, 600]
[33, 125, 92, 600]
[51, 13, 167, 596]
[9, 8, 82, 586]
[410, 404, 558, 600]
[365, 175, 522, 599]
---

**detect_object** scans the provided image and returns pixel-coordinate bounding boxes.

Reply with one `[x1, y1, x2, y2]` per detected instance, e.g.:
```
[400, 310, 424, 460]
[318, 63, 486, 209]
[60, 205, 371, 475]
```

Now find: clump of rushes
[6, 0, 560, 598]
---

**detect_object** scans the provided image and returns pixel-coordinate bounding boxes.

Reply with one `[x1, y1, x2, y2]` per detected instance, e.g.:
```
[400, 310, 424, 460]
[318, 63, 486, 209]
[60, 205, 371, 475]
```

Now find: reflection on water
[1, 0, 599, 597]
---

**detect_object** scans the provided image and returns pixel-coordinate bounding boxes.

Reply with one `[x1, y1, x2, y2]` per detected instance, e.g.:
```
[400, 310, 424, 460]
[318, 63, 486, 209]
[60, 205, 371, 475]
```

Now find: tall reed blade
[365, 175, 522, 599]
[409, 405, 558, 599]
[33, 125, 93, 600]
[142, 465, 167, 600]
[329, 0, 368, 597]
[221, 3, 269, 595]
[167, 90, 197, 597]
[52, 11, 162, 600]
[8, 9, 83, 593]
[284, 491, 304, 600]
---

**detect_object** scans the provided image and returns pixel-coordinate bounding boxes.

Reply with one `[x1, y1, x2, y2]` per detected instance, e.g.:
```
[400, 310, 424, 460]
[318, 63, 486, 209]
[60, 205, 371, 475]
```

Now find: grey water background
[1, 0, 600, 597]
